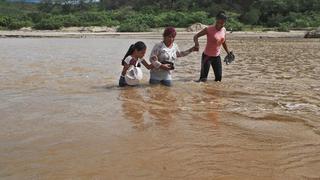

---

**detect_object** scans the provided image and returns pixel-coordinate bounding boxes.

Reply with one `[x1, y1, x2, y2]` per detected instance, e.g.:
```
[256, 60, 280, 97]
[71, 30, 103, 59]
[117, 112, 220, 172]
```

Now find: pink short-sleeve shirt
[204, 26, 226, 57]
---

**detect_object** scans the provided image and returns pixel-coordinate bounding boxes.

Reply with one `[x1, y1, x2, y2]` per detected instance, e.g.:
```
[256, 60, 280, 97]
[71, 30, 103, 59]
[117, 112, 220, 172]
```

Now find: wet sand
[0, 35, 320, 179]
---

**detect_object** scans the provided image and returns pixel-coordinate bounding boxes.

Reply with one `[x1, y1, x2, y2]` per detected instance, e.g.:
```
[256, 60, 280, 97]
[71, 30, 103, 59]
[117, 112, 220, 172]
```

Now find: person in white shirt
[149, 27, 197, 86]
[119, 41, 153, 87]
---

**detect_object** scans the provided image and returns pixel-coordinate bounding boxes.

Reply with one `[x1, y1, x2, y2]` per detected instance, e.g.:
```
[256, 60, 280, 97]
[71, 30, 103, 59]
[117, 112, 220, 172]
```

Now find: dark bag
[161, 60, 175, 70]
[224, 51, 235, 65]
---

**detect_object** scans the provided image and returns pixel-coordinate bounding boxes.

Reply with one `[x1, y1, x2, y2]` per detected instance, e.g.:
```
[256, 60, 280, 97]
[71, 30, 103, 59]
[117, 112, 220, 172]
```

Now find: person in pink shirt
[193, 11, 232, 82]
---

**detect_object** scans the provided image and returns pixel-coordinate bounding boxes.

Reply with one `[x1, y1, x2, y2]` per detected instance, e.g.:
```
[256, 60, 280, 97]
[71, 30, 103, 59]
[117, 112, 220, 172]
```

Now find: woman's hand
[150, 55, 158, 61]
[150, 55, 162, 69]
[193, 27, 207, 52]
[192, 45, 199, 52]
[160, 64, 172, 70]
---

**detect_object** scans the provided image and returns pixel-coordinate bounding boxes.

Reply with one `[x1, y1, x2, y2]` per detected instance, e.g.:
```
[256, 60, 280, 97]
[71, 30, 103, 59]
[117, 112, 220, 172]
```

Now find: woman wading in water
[149, 27, 197, 86]
[193, 11, 233, 82]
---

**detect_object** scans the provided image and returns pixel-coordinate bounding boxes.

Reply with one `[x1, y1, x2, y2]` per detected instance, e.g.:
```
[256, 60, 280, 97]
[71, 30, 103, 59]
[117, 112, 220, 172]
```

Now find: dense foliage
[0, 0, 319, 31]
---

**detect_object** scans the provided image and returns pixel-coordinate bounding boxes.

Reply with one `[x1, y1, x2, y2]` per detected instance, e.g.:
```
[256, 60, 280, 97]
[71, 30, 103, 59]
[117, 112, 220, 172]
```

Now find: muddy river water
[0, 36, 319, 179]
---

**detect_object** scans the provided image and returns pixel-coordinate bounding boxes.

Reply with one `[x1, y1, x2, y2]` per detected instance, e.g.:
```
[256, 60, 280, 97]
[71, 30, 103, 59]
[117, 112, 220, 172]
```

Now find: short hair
[216, 11, 227, 21]
[163, 27, 176, 38]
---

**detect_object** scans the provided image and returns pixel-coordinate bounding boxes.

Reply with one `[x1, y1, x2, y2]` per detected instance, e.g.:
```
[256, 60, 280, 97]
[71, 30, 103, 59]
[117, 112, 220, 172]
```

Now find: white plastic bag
[125, 65, 143, 85]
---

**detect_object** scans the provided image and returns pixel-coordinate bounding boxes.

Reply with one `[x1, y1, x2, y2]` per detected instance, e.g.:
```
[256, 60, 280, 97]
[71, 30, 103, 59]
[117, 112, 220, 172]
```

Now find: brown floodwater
[0, 35, 320, 179]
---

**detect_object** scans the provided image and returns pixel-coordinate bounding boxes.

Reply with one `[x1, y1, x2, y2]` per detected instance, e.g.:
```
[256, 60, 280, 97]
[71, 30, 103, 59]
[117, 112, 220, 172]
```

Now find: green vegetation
[0, 0, 319, 32]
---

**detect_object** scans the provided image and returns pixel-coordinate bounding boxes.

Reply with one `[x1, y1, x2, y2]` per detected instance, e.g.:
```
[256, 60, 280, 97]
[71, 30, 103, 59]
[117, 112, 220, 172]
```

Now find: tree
[241, 8, 260, 25]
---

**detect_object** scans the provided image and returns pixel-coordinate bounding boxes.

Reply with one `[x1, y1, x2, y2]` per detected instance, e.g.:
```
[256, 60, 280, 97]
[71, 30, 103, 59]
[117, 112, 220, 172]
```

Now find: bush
[294, 19, 310, 28]
[152, 13, 167, 27]
[0, 15, 10, 27]
[77, 12, 119, 26]
[0, 15, 33, 30]
[138, 5, 159, 14]
[112, 6, 136, 21]
[265, 13, 285, 27]
[206, 3, 224, 17]
[242, 8, 261, 25]
[277, 22, 291, 32]
[139, 13, 157, 28]
[117, 16, 150, 32]
[65, 14, 81, 27]
[184, 11, 211, 26]
[56, 14, 80, 27]
[309, 12, 320, 27]
[33, 12, 120, 30]
[226, 17, 244, 31]
[279, 11, 320, 28]
[28, 12, 49, 23]
[190, 11, 212, 25]
[150, 11, 212, 28]
[34, 17, 63, 30]
[169, 12, 187, 27]
[8, 19, 32, 29]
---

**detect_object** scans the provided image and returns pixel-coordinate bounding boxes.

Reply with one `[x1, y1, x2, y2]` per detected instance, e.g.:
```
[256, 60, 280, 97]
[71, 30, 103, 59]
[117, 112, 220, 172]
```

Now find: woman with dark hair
[119, 41, 153, 87]
[193, 11, 233, 82]
[149, 27, 197, 86]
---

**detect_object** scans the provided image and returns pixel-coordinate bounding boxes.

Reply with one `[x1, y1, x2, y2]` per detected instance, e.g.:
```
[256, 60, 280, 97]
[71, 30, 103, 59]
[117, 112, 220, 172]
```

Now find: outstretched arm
[176, 46, 196, 57]
[141, 59, 154, 70]
[193, 27, 207, 50]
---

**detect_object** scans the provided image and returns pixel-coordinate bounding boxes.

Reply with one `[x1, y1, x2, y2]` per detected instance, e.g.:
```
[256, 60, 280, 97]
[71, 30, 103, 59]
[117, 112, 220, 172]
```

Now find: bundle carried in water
[125, 66, 143, 85]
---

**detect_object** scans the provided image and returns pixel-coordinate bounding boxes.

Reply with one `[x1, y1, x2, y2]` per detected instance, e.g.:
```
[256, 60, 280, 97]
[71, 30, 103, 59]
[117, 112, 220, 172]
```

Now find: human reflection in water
[144, 86, 180, 128]
[203, 86, 220, 127]
[119, 88, 147, 130]
[188, 85, 220, 128]
[119, 86, 180, 130]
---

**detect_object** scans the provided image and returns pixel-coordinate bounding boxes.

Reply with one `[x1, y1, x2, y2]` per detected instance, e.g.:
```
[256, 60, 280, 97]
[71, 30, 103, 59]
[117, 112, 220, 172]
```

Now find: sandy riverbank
[0, 29, 308, 39]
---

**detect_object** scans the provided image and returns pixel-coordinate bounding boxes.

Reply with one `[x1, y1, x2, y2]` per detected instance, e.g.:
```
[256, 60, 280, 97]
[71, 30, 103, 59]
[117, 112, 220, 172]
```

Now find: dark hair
[216, 11, 227, 21]
[121, 41, 146, 66]
[163, 27, 176, 38]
